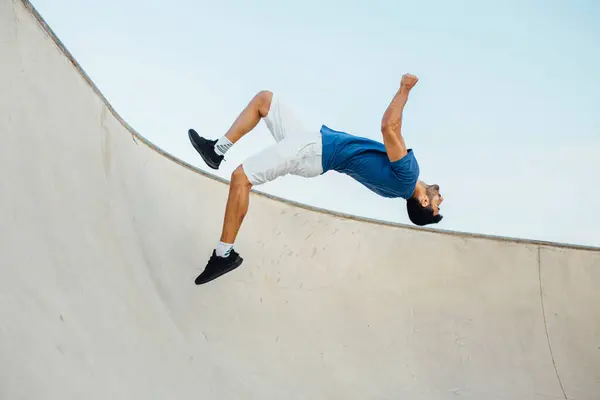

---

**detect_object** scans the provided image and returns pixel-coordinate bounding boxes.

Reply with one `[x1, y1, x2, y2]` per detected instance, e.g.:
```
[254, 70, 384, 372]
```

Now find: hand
[400, 73, 419, 91]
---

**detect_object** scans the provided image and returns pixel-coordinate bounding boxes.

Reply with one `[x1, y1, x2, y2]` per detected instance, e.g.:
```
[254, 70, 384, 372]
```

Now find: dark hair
[406, 197, 443, 226]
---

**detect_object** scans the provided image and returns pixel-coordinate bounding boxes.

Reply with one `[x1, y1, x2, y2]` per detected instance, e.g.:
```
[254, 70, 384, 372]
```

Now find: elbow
[381, 119, 391, 132]
[381, 119, 396, 135]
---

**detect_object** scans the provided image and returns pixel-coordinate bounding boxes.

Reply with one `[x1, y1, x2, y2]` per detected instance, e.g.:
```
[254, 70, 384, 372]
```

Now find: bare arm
[381, 74, 418, 162]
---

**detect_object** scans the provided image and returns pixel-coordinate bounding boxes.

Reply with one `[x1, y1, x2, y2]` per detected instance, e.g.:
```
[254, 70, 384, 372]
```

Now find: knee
[254, 90, 273, 118]
[231, 166, 252, 190]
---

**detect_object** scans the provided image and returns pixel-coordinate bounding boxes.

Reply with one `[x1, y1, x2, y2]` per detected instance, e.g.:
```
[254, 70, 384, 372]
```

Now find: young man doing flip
[188, 73, 443, 285]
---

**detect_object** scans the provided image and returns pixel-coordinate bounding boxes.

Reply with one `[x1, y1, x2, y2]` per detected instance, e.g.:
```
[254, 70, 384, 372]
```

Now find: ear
[420, 196, 429, 207]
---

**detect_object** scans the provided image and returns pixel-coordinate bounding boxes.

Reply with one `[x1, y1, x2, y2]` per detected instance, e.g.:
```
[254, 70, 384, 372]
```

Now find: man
[188, 73, 443, 285]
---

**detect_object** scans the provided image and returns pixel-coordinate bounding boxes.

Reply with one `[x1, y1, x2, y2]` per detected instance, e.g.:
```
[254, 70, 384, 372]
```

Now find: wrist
[396, 89, 409, 107]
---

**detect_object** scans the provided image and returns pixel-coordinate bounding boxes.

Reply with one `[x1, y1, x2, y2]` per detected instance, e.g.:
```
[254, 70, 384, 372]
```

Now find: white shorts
[242, 93, 323, 186]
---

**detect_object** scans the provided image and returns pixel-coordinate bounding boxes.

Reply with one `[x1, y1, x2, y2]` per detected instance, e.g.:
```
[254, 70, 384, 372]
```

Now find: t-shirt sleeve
[390, 149, 420, 188]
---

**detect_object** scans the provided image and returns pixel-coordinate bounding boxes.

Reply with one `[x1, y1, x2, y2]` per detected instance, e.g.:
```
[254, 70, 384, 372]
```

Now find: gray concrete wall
[1, 1, 598, 399]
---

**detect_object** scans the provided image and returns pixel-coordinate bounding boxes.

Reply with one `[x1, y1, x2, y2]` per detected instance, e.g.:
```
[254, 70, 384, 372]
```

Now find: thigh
[241, 139, 299, 185]
[290, 136, 323, 179]
[241, 135, 323, 186]
[262, 93, 310, 143]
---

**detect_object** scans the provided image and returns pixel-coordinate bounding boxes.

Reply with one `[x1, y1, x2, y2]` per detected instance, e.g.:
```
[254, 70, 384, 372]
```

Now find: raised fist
[401, 73, 419, 90]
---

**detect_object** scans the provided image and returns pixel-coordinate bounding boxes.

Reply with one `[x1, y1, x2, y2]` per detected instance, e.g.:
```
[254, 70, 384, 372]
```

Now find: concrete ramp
[1, 1, 599, 399]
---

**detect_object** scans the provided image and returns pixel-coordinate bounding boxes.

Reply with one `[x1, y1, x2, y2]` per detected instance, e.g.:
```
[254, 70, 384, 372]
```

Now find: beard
[426, 184, 439, 199]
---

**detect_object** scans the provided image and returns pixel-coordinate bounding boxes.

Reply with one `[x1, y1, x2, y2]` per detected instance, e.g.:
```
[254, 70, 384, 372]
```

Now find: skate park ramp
[2, 1, 600, 399]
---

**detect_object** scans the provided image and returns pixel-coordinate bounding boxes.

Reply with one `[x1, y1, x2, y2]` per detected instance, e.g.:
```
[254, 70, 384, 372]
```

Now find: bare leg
[220, 166, 252, 243]
[216, 91, 272, 243]
[223, 90, 273, 144]
[215, 90, 272, 243]
[195, 165, 252, 283]
[194, 92, 274, 283]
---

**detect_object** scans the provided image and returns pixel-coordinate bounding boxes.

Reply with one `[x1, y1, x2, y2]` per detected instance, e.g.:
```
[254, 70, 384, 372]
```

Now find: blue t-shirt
[320, 125, 419, 199]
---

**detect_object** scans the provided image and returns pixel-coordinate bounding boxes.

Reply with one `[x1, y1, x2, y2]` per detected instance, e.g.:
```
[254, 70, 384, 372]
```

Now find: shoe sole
[188, 129, 220, 170]
[195, 257, 243, 285]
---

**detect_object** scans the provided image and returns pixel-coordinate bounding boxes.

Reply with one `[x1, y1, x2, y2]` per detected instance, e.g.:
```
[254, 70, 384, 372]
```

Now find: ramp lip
[20, 0, 600, 253]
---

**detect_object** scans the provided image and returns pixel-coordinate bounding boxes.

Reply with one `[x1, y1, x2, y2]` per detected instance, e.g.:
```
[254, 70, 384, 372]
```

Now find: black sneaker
[188, 128, 224, 170]
[195, 249, 243, 285]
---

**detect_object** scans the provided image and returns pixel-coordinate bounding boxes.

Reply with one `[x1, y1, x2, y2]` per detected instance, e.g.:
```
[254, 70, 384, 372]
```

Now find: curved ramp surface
[1, 1, 599, 399]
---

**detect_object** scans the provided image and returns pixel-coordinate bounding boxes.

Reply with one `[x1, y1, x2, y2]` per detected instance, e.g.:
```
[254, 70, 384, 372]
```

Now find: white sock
[214, 136, 233, 156]
[216, 241, 234, 258]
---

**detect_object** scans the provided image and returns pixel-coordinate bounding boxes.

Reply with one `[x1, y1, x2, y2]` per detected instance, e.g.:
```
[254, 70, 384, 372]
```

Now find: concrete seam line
[538, 246, 568, 400]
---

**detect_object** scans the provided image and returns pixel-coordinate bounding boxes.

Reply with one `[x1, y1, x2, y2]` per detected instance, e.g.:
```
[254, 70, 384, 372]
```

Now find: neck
[411, 180, 427, 199]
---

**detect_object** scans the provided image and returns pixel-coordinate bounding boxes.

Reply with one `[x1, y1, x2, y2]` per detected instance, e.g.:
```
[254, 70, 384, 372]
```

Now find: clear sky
[32, 0, 600, 247]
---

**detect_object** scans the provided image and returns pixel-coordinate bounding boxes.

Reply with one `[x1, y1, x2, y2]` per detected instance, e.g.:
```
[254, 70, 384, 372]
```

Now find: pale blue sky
[32, 0, 600, 247]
